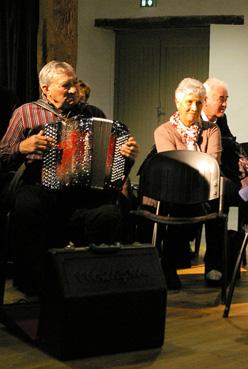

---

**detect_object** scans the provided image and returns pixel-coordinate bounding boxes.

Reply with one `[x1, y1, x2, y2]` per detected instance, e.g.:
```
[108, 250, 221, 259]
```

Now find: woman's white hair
[39, 60, 76, 88]
[175, 77, 206, 102]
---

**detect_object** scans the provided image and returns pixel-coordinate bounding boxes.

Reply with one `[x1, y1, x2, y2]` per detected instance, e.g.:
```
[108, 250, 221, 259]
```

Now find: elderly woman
[155, 77, 221, 159]
[152, 78, 223, 289]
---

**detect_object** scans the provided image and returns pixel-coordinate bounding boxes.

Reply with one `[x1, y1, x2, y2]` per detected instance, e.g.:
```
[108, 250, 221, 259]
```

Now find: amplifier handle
[89, 243, 122, 254]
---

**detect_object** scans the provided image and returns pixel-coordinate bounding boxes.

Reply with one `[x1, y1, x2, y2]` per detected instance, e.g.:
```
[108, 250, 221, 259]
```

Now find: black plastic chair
[132, 150, 228, 303]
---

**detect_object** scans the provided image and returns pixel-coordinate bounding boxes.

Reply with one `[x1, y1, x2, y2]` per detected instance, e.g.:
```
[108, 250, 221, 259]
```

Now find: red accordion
[42, 117, 130, 191]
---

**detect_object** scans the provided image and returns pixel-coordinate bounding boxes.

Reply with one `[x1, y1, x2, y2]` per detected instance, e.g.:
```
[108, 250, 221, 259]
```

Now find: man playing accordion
[0, 60, 139, 297]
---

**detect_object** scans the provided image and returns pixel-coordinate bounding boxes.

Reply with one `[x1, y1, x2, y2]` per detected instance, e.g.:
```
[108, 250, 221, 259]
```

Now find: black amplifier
[37, 244, 167, 360]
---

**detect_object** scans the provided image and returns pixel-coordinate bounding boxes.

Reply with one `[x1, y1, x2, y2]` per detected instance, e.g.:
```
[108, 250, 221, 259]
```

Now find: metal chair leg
[223, 231, 248, 318]
[194, 224, 203, 257]
[221, 216, 228, 304]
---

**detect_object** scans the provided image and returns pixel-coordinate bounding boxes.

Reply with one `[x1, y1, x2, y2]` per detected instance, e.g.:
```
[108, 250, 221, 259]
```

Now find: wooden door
[115, 28, 209, 183]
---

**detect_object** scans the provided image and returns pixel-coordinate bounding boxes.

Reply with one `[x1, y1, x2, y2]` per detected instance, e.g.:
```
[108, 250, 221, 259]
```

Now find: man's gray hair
[175, 77, 206, 102]
[39, 60, 76, 88]
[203, 77, 228, 94]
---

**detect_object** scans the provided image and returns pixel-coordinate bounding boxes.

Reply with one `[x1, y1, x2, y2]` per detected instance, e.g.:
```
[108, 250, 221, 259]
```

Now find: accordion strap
[34, 99, 64, 120]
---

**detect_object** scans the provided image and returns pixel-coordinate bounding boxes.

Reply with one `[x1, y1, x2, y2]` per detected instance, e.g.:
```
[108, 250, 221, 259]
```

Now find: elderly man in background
[202, 78, 248, 214]
[202, 78, 233, 137]
[202, 77, 248, 262]
[202, 78, 239, 185]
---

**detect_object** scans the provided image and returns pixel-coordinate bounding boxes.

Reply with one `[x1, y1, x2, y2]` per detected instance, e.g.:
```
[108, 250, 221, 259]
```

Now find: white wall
[210, 25, 248, 141]
[77, 0, 248, 141]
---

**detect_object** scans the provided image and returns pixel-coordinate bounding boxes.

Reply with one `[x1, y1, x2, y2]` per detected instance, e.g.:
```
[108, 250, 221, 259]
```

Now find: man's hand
[120, 136, 139, 161]
[19, 130, 54, 154]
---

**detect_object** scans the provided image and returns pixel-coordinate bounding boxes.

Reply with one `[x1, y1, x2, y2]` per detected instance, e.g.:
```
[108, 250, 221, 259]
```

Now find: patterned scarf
[170, 111, 202, 151]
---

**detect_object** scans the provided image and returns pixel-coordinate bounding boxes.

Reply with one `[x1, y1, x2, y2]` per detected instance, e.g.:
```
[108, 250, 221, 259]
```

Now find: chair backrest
[142, 150, 221, 205]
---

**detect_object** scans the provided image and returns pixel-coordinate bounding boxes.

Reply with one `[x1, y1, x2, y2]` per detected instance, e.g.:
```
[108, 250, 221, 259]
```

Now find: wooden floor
[0, 210, 248, 369]
[0, 259, 248, 369]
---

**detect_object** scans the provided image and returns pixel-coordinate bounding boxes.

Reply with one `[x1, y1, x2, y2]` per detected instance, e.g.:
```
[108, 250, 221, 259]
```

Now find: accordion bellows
[42, 117, 129, 191]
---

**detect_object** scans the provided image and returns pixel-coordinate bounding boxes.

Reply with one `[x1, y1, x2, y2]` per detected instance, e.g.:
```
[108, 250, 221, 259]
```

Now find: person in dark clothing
[216, 113, 234, 138]
[0, 85, 20, 140]
[202, 78, 248, 284]
[78, 79, 91, 103]
[202, 78, 238, 184]
[0, 87, 20, 260]
[202, 78, 244, 208]
[0, 85, 20, 203]
[0, 60, 139, 296]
